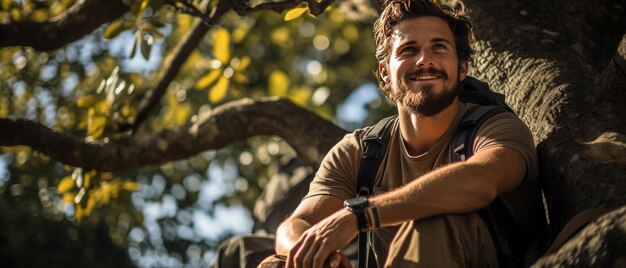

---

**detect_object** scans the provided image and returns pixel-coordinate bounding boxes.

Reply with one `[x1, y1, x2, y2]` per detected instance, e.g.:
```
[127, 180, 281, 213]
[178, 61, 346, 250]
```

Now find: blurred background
[0, 0, 398, 267]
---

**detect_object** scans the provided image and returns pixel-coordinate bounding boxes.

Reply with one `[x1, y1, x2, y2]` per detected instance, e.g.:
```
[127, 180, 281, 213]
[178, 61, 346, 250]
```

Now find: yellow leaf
[213, 28, 230, 64]
[84, 170, 96, 188]
[30, 9, 48, 22]
[123, 181, 140, 191]
[268, 70, 289, 96]
[10, 8, 21, 21]
[94, 100, 111, 115]
[288, 86, 312, 107]
[121, 104, 135, 118]
[85, 196, 96, 216]
[270, 27, 291, 47]
[101, 183, 111, 205]
[233, 73, 248, 84]
[209, 76, 230, 104]
[63, 193, 75, 203]
[284, 7, 308, 21]
[234, 56, 251, 72]
[75, 206, 84, 221]
[87, 115, 107, 138]
[57, 176, 75, 193]
[194, 69, 222, 90]
[76, 95, 99, 108]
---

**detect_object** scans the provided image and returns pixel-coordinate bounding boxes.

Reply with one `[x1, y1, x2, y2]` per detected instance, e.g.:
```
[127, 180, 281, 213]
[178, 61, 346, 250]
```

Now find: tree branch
[119, 0, 231, 132]
[0, 0, 128, 51]
[0, 98, 347, 172]
[231, 0, 335, 17]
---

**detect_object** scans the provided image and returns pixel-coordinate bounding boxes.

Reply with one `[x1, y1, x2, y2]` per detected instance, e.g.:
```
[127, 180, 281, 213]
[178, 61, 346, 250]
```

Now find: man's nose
[416, 50, 434, 67]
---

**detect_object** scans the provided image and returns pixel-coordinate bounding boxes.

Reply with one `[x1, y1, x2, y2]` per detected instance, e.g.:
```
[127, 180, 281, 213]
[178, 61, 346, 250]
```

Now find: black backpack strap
[356, 115, 397, 268]
[357, 115, 397, 196]
[451, 105, 525, 267]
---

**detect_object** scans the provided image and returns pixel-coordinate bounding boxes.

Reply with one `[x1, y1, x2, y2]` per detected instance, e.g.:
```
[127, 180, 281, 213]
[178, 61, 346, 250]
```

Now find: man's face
[379, 16, 468, 116]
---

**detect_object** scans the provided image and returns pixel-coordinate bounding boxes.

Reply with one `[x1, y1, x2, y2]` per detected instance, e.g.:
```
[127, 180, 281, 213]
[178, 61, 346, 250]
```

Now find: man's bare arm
[370, 146, 526, 226]
[275, 195, 344, 255]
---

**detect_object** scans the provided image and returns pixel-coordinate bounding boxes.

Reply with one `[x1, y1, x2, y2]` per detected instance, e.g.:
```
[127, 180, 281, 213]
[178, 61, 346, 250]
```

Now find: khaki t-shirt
[305, 102, 541, 264]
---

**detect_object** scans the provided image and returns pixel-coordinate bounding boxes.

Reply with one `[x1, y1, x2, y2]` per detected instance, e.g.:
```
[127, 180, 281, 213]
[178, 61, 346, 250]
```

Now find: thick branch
[0, 98, 347, 172]
[0, 0, 128, 51]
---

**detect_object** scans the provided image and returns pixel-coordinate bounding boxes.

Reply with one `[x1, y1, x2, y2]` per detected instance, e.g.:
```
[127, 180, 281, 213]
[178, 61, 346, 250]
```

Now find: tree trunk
[467, 0, 626, 265]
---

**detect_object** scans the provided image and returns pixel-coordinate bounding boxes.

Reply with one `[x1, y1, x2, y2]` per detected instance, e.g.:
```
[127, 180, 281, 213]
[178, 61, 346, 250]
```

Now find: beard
[392, 67, 461, 117]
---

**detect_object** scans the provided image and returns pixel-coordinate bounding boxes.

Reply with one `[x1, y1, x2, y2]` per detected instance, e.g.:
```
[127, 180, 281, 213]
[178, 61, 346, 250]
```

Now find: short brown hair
[373, 0, 474, 97]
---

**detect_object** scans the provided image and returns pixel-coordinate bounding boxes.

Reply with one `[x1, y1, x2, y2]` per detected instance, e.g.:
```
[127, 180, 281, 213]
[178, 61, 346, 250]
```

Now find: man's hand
[286, 209, 358, 268]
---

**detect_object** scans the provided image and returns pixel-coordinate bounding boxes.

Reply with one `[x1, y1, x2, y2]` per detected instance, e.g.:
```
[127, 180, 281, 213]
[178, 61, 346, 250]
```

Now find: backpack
[355, 76, 544, 268]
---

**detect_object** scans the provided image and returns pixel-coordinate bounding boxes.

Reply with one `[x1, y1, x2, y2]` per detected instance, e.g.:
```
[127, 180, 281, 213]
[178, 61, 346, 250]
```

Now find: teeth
[416, 75, 437, 80]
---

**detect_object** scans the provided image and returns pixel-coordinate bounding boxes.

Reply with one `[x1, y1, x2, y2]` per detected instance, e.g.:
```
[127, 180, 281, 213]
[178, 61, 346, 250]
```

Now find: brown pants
[259, 213, 497, 268]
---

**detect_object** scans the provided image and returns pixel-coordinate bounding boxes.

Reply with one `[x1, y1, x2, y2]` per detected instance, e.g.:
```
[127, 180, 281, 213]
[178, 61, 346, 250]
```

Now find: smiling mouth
[408, 73, 442, 81]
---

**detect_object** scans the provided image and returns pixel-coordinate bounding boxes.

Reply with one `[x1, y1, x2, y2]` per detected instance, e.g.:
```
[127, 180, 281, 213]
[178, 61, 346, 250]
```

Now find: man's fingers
[293, 234, 315, 268]
[339, 252, 353, 268]
[286, 235, 305, 268]
[304, 236, 324, 268]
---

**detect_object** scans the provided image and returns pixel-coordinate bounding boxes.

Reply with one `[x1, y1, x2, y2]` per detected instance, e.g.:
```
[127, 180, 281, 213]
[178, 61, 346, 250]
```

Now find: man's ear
[458, 60, 469, 81]
[378, 62, 389, 83]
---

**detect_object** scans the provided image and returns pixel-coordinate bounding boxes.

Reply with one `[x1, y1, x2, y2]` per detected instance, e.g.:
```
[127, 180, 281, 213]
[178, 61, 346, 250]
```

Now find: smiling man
[260, 1, 544, 267]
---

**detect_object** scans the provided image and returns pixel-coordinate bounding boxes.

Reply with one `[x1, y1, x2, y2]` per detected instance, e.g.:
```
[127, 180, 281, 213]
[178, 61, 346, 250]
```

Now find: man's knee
[386, 213, 497, 267]
[257, 254, 287, 268]
[212, 235, 276, 268]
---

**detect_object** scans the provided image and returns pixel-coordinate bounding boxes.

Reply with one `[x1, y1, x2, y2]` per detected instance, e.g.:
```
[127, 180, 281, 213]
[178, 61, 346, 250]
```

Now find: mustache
[403, 67, 448, 80]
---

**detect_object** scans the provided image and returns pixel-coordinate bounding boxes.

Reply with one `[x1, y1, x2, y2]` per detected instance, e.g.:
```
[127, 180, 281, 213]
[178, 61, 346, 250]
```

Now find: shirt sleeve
[472, 112, 540, 181]
[304, 129, 366, 201]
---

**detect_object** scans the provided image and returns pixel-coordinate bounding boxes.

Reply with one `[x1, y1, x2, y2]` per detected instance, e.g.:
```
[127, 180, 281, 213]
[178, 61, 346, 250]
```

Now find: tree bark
[0, 98, 346, 172]
[468, 0, 626, 265]
[0, 0, 128, 51]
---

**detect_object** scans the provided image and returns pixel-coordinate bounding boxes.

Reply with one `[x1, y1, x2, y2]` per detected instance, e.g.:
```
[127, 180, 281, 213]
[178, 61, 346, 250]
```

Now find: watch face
[344, 196, 368, 208]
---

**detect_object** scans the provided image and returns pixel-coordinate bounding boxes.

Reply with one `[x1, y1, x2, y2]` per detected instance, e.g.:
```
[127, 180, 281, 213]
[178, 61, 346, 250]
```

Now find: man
[261, 0, 542, 267]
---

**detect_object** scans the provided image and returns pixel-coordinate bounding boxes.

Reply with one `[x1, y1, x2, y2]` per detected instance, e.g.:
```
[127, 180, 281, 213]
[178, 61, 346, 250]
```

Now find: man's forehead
[390, 16, 454, 44]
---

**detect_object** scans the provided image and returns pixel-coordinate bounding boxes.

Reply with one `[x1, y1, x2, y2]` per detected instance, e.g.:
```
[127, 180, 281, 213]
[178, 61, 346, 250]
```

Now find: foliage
[0, 0, 388, 266]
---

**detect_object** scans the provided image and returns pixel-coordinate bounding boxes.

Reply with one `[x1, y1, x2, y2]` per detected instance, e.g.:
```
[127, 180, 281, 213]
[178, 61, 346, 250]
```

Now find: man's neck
[398, 99, 461, 156]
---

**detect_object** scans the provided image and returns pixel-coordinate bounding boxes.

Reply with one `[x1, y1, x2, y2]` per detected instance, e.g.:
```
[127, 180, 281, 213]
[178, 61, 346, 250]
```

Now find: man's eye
[433, 44, 447, 50]
[401, 46, 416, 53]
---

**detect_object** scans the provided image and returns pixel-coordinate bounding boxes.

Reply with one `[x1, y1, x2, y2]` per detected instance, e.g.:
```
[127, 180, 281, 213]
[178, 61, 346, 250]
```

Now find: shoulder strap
[356, 115, 397, 268]
[357, 115, 397, 197]
[451, 105, 510, 162]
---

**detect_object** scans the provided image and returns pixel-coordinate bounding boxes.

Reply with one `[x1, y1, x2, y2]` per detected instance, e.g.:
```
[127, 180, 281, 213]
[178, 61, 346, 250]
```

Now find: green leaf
[209, 76, 230, 103]
[131, 0, 148, 16]
[195, 69, 222, 90]
[269, 70, 289, 96]
[57, 176, 75, 193]
[149, 0, 166, 12]
[103, 21, 133, 39]
[284, 7, 309, 21]
[213, 28, 230, 64]
[130, 31, 141, 58]
[140, 34, 153, 60]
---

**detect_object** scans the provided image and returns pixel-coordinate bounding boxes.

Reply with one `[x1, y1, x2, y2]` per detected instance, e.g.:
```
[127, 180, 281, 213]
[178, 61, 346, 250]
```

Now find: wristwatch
[344, 196, 369, 232]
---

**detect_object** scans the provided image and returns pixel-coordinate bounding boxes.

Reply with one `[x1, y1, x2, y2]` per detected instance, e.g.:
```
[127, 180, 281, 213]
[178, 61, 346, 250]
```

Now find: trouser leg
[212, 235, 276, 268]
[385, 213, 498, 268]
